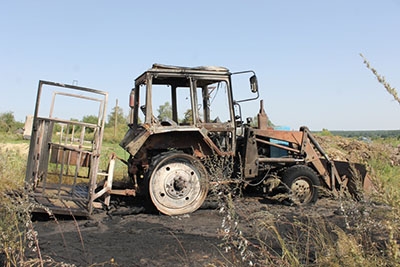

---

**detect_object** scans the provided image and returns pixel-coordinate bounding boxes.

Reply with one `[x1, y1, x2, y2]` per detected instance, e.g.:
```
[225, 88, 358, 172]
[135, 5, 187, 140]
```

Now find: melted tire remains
[282, 165, 320, 205]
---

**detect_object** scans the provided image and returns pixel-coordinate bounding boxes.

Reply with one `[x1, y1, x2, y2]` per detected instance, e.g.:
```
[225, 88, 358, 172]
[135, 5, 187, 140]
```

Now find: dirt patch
[315, 135, 400, 166]
[30, 196, 392, 266]
[33, 205, 225, 266]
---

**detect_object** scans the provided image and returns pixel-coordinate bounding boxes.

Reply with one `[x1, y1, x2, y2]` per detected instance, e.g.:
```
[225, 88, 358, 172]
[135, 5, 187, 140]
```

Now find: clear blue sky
[1, 0, 399, 131]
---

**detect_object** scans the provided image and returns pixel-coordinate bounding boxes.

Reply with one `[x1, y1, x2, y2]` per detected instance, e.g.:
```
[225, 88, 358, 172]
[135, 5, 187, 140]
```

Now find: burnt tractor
[26, 64, 370, 216]
[119, 64, 369, 215]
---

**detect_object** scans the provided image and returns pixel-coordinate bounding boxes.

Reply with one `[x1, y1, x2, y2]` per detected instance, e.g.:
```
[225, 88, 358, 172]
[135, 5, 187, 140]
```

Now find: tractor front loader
[243, 104, 370, 204]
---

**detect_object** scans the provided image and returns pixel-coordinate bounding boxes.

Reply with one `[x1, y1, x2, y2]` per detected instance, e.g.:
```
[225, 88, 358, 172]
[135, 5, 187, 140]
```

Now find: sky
[1, 0, 399, 131]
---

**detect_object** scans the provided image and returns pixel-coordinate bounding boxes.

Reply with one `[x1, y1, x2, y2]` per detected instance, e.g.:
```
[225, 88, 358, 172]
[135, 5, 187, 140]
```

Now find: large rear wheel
[148, 153, 208, 215]
[282, 165, 320, 205]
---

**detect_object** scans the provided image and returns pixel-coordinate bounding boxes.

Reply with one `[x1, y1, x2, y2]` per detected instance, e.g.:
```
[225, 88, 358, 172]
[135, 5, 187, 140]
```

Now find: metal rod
[258, 157, 304, 163]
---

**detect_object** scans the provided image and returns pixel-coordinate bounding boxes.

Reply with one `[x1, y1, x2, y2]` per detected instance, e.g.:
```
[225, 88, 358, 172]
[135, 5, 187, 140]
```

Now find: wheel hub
[164, 169, 192, 199]
[291, 178, 312, 203]
[150, 159, 206, 214]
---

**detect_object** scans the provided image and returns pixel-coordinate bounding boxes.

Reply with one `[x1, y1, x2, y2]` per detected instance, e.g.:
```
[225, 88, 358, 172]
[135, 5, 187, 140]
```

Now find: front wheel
[281, 165, 320, 205]
[148, 153, 208, 215]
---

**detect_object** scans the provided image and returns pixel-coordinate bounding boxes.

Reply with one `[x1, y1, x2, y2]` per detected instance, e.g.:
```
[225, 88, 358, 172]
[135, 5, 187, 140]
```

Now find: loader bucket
[333, 160, 373, 199]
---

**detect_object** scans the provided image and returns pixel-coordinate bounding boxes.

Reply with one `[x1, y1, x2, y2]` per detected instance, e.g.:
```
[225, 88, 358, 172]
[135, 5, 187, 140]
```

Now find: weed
[360, 53, 400, 105]
[209, 135, 400, 266]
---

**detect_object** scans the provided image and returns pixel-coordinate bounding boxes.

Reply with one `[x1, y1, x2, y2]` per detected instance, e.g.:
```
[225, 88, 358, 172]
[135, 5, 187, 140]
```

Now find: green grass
[99, 141, 130, 180]
[0, 133, 29, 144]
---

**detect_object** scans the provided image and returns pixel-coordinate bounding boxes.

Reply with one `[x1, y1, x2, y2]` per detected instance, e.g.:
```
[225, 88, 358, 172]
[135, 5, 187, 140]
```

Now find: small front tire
[282, 165, 320, 205]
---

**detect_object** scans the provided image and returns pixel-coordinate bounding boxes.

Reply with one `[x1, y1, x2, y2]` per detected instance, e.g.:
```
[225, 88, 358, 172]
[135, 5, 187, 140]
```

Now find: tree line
[1, 103, 398, 140]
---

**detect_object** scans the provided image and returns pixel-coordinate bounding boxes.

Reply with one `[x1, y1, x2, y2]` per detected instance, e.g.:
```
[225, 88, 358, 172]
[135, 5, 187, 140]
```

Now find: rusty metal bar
[258, 157, 304, 163]
[300, 127, 343, 194]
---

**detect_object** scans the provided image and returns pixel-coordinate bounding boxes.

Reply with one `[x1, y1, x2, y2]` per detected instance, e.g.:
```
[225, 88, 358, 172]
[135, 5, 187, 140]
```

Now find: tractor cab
[122, 64, 248, 158]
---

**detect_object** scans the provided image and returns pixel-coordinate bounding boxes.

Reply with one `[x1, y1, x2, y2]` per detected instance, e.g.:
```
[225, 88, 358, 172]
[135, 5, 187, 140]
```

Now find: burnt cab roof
[150, 63, 229, 73]
[134, 63, 231, 87]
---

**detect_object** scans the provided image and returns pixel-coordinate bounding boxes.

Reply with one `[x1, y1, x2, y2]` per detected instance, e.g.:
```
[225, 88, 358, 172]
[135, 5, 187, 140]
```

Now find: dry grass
[0, 148, 40, 266]
[207, 137, 400, 266]
[0, 145, 77, 266]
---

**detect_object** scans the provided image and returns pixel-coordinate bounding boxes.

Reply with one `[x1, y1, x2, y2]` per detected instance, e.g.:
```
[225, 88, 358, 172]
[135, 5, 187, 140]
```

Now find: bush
[0, 112, 23, 134]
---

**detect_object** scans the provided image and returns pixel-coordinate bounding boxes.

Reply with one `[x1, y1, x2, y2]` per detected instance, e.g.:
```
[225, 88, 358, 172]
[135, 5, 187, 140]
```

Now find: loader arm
[253, 126, 353, 196]
[299, 127, 347, 195]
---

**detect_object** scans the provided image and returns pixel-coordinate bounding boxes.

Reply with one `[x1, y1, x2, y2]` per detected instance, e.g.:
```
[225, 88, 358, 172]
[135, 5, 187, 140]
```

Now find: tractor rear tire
[147, 152, 208, 215]
[282, 165, 320, 205]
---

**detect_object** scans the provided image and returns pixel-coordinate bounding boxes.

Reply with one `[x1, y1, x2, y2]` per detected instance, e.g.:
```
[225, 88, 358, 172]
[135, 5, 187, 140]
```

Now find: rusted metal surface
[254, 129, 304, 145]
[252, 122, 369, 197]
[120, 126, 151, 157]
[257, 100, 270, 130]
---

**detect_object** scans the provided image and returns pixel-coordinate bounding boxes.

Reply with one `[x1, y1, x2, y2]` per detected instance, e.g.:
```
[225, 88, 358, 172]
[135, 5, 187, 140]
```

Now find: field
[1, 133, 400, 266]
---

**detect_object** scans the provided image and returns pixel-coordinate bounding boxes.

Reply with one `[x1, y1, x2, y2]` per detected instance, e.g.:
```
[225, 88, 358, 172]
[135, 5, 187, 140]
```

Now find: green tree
[107, 106, 126, 127]
[64, 118, 80, 134]
[250, 115, 274, 128]
[157, 102, 172, 121]
[181, 109, 193, 124]
[0, 112, 22, 133]
[82, 115, 98, 125]
[82, 115, 99, 133]
[321, 128, 332, 136]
